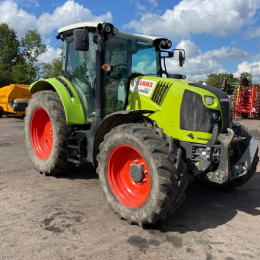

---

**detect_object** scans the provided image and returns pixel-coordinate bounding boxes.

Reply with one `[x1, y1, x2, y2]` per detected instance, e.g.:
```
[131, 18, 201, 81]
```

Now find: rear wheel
[97, 123, 188, 225]
[25, 90, 73, 175]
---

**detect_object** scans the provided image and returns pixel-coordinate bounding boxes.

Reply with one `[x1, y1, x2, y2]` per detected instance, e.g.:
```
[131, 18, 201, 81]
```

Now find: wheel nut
[235, 165, 239, 169]
[135, 160, 138, 164]
[207, 172, 213, 179]
[144, 170, 148, 174]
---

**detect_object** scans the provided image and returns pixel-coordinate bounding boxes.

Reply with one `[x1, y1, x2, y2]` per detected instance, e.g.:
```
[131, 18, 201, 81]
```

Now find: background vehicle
[0, 84, 31, 118]
[24, 22, 259, 226]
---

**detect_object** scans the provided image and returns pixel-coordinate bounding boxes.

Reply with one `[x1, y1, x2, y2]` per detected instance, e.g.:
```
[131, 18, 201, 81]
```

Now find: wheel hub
[130, 163, 144, 182]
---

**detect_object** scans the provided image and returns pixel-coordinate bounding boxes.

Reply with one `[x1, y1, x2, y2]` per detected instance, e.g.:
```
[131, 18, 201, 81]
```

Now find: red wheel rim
[30, 108, 53, 160]
[107, 145, 151, 208]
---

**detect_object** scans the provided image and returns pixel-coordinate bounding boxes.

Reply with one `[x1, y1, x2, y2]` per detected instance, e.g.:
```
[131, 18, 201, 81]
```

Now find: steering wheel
[108, 63, 130, 80]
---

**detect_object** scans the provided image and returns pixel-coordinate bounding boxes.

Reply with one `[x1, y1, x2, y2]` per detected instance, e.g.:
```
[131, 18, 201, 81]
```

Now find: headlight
[160, 39, 172, 49]
[105, 25, 111, 33]
[212, 112, 220, 121]
[205, 96, 213, 105]
[166, 40, 172, 48]
[113, 28, 118, 35]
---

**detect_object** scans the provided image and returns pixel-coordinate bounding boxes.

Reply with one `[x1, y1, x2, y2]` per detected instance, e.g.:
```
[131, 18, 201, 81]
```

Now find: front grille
[188, 83, 230, 132]
[180, 90, 215, 133]
[151, 81, 172, 106]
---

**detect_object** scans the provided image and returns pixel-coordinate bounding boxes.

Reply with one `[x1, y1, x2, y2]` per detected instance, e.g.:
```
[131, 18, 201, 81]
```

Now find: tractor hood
[127, 76, 230, 144]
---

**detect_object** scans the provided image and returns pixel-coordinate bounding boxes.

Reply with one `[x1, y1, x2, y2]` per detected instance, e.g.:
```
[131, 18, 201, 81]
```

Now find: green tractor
[24, 22, 259, 226]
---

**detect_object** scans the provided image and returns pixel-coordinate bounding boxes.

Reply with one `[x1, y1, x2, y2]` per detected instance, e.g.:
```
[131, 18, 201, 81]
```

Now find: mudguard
[30, 77, 85, 124]
[93, 110, 154, 163]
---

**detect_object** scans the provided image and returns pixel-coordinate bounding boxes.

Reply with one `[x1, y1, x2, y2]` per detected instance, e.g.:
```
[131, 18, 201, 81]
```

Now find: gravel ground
[0, 116, 259, 260]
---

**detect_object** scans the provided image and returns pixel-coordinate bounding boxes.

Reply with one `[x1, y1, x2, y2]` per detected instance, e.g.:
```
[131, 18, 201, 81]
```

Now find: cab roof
[57, 21, 166, 42]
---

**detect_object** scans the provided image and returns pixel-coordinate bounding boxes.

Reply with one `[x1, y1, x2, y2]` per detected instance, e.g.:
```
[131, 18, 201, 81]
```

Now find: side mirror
[73, 28, 89, 51]
[179, 51, 185, 67]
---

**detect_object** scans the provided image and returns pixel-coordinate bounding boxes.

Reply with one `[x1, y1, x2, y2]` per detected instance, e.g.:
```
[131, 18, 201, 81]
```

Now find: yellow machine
[0, 84, 31, 118]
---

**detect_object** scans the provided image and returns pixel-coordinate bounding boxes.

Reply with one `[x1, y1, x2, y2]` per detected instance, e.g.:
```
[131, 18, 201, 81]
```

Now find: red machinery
[232, 84, 260, 119]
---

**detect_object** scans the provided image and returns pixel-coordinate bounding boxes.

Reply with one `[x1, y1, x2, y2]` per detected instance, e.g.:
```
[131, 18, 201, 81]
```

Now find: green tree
[20, 30, 47, 82]
[41, 46, 63, 78]
[12, 63, 31, 84]
[0, 23, 21, 87]
[239, 72, 253, 85]
[41, 57, 62, 78]
[206, 73, 237, 88]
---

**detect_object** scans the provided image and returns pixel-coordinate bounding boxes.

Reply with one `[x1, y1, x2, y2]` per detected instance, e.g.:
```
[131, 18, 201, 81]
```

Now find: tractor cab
[56, 22, 185, 121]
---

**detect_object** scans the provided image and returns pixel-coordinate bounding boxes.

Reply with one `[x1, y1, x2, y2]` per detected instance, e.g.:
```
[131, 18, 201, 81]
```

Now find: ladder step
[68, 145, 79, 149]
[67, 158, 81, 164]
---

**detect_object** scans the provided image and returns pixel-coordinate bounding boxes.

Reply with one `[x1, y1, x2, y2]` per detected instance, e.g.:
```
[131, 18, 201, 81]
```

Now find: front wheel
[97, 123, 188, 226]
[24, 90, 73, 175]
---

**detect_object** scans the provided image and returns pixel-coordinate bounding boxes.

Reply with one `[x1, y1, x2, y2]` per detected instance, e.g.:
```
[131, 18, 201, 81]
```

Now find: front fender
[93, 110, 154, 164]
[30, 77, 85, 124]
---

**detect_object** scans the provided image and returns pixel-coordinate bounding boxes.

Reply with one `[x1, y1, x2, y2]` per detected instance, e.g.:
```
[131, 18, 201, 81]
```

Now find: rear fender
[30, 78, 85, 124]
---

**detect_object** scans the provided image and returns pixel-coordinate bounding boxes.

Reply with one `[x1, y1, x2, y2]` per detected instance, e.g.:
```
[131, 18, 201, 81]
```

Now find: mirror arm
[163, 57, 167, 74]
[82, 26, 88, 46]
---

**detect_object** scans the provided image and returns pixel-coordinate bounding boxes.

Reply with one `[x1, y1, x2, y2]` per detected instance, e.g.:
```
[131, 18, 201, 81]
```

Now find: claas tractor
[0, 84, 31, 118]
[24, 22, 259, 226]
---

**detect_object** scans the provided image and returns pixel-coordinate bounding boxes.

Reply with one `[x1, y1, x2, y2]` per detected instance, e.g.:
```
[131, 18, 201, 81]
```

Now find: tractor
[24, 22, 259, 226]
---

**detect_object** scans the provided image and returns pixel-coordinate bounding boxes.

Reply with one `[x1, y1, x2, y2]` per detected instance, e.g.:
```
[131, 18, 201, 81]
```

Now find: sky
[0, 0, 260, 82]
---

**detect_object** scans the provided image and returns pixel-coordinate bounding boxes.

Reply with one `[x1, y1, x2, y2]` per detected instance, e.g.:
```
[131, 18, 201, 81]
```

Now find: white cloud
[175, 40, 201, 58]
[166, 54, 224, 81]
[234, 60, 260, 82]
[16, 0, 39, 8]
[0, 0, 112, 38]
[0, 0, 38, 38]
[37, 45, 61, 63]
[136, 2, 146, 11]
[202, 47, 251, 62]
[166, 40, 251, 81]
[125, 0, 260, 38]
[37, 0, 112, 36]
[246, 27, 260, 38]
[145, 0, 157, 8]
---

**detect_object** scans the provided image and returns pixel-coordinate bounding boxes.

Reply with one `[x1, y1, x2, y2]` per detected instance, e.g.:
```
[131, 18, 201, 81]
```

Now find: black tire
[24, 90, 73, 176]
[97, 123, 188, 226]
[241, 113, 248, 119]
[0, 106, 3, 118]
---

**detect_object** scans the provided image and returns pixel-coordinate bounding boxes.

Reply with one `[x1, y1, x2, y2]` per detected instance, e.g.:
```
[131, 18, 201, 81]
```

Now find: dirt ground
[0, 116, 259, 260]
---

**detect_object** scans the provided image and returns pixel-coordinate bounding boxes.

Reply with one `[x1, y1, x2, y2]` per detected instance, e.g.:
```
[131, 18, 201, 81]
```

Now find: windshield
[105, 32, 160, 76]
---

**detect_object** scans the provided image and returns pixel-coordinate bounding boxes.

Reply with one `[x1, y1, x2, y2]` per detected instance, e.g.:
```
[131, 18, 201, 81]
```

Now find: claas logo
[137, 80, 154, 88]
